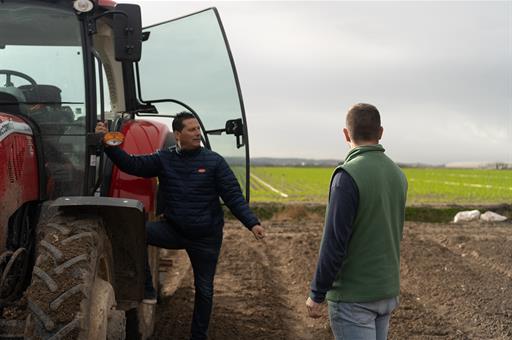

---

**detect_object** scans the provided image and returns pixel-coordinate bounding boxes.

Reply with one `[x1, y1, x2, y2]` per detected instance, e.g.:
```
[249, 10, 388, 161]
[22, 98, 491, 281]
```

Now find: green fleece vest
[326, 144, 407, 303]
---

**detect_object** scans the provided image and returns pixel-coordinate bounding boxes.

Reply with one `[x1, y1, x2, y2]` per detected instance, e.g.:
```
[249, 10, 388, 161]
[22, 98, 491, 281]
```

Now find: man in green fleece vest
[306, 103, 408, 340]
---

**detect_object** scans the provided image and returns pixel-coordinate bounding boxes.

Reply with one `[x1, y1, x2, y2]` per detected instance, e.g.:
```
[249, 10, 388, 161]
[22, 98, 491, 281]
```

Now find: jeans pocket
[350, 303, 376, 325]
[387, 296, 399, 313]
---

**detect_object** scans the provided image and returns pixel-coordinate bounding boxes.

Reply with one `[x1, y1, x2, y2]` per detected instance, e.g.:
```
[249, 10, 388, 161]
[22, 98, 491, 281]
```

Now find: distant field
[250, 166, 512, 205]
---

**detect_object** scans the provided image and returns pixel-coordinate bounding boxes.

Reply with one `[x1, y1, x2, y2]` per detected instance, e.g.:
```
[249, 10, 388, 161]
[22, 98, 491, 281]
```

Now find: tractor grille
[7, 145, 15, 184]
[7, 136, 27, 183]
[12, 136, 26, 181]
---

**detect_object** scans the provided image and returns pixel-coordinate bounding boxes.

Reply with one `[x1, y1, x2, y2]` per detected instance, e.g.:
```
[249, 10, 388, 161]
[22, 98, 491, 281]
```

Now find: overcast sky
[123, 0, 511, 164]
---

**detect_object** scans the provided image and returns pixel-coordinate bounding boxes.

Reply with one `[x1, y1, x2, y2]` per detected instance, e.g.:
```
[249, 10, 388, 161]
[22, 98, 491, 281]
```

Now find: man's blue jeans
[145, 220, 222, 340]
[328, 297, 399, 340]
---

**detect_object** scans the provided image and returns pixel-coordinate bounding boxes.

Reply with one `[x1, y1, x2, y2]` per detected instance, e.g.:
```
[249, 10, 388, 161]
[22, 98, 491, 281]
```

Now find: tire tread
[24, 212, 117, 339]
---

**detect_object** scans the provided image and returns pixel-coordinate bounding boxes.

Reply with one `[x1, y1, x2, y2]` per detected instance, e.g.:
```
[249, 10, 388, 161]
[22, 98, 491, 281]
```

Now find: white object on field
[453, 210, 480, 223]
[480, 211, 507, 222]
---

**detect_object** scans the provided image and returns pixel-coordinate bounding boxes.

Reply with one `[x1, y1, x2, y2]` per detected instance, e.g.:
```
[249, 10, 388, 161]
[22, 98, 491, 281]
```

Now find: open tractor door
[0, 1, 250, 339]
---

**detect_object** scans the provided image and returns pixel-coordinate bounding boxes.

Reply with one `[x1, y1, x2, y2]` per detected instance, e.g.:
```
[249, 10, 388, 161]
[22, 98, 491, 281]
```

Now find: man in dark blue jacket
[96, 112, 264, 340]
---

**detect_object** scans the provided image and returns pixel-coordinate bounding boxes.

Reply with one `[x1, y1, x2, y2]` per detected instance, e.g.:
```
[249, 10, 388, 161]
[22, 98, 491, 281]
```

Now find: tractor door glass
[137, 8, 250, 200]
[0, 1, 87, 198]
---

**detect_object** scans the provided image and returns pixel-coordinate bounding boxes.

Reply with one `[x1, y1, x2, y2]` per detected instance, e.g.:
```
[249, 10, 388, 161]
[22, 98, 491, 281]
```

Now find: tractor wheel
[24, 211, 126, 339]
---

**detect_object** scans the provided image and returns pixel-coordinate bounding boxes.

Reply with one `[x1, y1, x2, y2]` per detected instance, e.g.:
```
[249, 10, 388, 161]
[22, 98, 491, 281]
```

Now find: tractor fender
[50, 196, 146, 307]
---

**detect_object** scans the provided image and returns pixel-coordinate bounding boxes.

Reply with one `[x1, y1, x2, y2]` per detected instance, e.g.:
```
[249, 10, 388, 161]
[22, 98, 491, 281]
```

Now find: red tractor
[0, 0, 251, 338]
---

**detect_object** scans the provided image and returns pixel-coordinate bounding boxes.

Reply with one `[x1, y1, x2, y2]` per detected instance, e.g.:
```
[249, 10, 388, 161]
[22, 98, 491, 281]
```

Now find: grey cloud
[125, 1, 511, 163]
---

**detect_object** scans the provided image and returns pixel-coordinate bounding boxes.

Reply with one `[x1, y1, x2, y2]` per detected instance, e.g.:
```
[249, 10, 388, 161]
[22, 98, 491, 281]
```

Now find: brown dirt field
[152, 217, 512, 340]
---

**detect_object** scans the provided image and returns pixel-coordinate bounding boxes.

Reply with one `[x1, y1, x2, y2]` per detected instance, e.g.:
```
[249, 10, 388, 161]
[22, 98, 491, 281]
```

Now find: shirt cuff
[309, 290, 326, 303]
[244, 218, 260, 230]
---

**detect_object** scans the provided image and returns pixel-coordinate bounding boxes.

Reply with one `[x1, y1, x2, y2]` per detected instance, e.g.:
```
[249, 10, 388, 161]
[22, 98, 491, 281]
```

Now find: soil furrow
[152, 219, 512, 339]
[401, 224, 512, 339]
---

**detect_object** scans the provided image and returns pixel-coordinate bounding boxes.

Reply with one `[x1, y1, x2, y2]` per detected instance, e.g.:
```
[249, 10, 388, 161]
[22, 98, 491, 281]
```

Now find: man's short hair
[346, 103, 381, 142]
[172, 111, 196, 132]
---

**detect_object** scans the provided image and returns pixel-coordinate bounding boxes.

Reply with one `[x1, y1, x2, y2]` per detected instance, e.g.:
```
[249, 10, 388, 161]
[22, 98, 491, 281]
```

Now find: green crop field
[250, 167, 512, 205]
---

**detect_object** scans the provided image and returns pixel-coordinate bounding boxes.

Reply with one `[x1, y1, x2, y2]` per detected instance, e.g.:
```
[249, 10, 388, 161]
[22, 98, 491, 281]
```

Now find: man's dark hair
[172, 111, 196, 132]
[346, 103, 381, 142]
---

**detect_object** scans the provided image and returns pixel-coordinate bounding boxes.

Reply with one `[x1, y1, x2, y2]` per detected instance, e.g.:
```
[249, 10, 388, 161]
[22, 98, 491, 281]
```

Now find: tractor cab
[0, 1, 89, 200]
[0, 0, 250, 202]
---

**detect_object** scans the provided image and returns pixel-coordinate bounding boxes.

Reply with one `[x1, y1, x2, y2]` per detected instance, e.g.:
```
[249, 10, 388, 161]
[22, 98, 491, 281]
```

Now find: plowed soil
[153, 217, 512, 340]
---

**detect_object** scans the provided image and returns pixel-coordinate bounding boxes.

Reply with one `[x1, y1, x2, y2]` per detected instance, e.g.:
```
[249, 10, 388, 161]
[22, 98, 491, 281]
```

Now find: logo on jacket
[198, 168, 206, 173]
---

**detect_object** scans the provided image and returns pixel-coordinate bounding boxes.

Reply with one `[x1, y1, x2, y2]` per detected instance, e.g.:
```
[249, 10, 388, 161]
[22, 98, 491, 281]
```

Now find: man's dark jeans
[145, 220, 222, 340]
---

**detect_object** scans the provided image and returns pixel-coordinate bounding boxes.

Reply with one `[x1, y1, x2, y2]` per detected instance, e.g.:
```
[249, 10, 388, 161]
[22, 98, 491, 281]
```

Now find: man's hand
[250, 224, 265, 240]
[95, 121, 108, 134]
[306, 297, 324, 318]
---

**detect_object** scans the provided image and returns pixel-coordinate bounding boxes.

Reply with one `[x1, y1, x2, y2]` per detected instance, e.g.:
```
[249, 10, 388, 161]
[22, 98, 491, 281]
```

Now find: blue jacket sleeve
[215, 157, 260, 229]
[104, 146, 162, 178]
[310, 170, 359, 303]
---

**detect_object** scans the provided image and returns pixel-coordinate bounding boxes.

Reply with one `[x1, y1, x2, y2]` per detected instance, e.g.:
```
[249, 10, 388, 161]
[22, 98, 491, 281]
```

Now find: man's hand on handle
[95, 121, 108, 135]
[250, 224, 265, 240]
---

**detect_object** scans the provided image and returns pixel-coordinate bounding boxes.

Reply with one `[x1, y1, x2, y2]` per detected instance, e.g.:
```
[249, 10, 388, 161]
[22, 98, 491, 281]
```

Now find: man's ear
[378, 126, 384, 140]
[343, 128, 351, 143]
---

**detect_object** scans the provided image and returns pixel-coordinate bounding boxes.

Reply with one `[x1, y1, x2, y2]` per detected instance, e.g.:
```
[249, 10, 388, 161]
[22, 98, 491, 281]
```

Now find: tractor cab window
[0, 1, 87, 198]
[136, 8, 251, 200]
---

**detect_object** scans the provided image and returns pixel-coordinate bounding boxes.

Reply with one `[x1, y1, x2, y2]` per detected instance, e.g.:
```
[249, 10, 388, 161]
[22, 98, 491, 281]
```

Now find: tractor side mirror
[225, 118, 244, 137]
[113, 4, 142, 62]
[225, 118, 245, 149]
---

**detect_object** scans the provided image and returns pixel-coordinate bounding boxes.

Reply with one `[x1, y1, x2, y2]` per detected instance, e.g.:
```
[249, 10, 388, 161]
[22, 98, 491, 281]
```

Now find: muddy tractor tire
[24, 212, 125, 339]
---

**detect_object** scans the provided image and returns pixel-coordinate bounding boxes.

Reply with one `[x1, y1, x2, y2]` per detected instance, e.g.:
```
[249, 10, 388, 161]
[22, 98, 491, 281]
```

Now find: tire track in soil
[410, 222, 512, 280]
[209, 225, 292, 340]
[153, 219, 512, 339]
[152, 220, 332, 340]
[152, 221, 292, 340]
[399, 222, 512, 339]
[248, 221, 332, 340]
[389, 291, 465, 340]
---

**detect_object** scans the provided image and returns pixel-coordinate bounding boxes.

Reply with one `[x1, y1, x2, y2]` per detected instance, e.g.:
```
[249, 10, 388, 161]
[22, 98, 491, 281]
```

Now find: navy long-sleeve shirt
[310, 169, 359, 303]
[105, 146, 260, 238]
